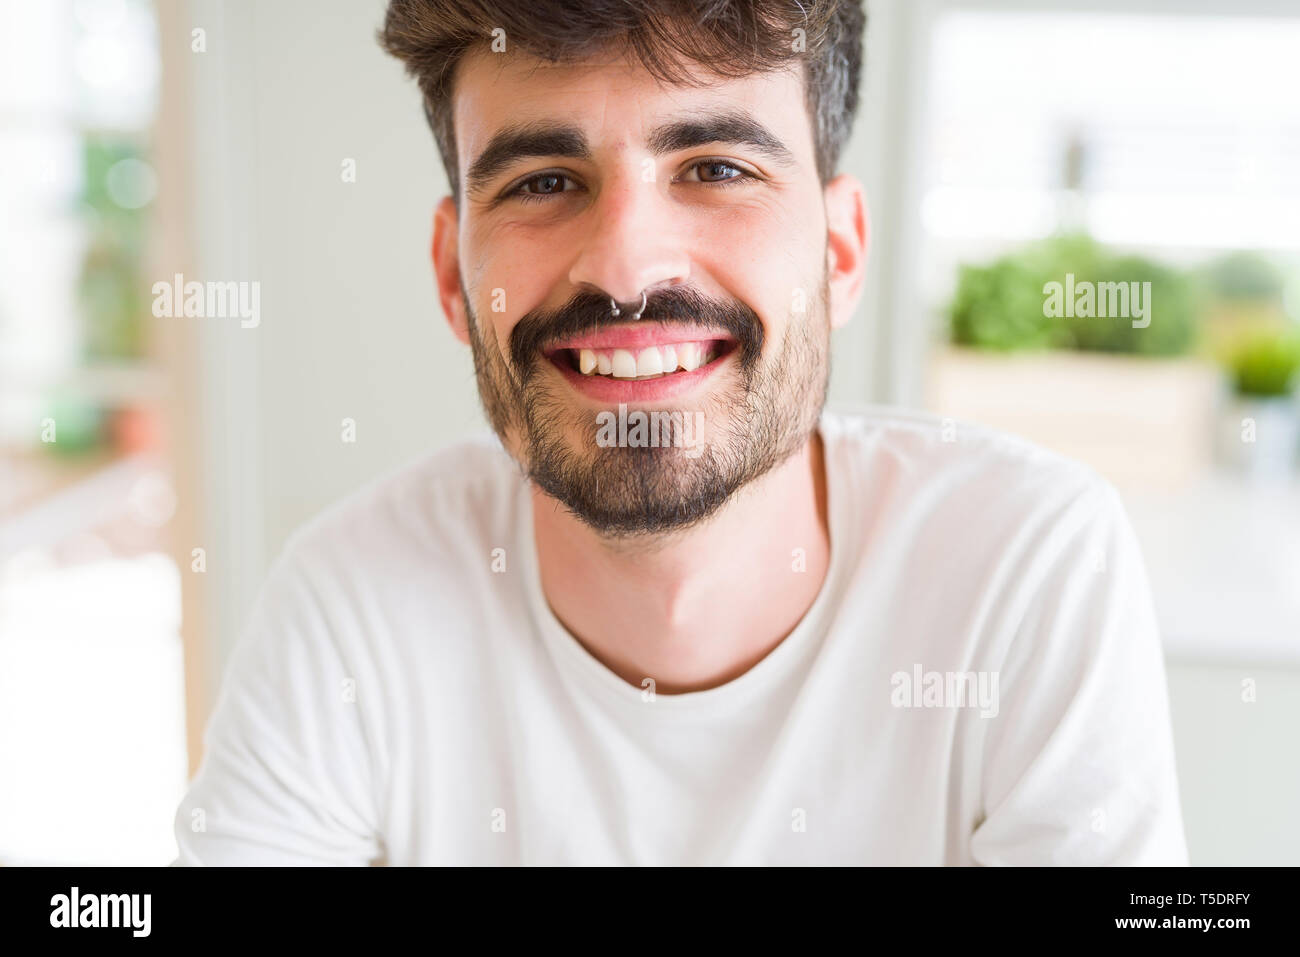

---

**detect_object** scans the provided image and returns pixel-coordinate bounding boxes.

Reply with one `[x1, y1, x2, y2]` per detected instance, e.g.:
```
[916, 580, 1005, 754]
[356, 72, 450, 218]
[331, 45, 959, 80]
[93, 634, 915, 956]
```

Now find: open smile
[542, 324, 739, 401]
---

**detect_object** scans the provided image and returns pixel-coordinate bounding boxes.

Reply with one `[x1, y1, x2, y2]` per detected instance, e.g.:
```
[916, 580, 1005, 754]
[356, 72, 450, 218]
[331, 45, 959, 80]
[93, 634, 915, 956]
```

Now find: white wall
[187, 0, 483, 675]
[1167, 661, 1300, 865]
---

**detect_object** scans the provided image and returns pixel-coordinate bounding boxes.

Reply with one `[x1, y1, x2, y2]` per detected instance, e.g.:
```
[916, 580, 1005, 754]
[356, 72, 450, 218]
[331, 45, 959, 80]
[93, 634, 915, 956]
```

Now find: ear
[823, 173, 869, 330]
[432, 195, 471, 346]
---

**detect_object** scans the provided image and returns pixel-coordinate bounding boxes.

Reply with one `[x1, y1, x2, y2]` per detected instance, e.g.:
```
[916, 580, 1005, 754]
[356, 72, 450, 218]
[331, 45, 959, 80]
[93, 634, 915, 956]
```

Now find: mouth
[540, 325, 739, 401]
[551, 340, 733, 380]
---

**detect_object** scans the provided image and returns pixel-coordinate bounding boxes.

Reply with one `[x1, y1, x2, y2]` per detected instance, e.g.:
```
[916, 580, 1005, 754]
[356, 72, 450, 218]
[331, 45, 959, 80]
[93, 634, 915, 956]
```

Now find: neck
[532, 427, 831, 694]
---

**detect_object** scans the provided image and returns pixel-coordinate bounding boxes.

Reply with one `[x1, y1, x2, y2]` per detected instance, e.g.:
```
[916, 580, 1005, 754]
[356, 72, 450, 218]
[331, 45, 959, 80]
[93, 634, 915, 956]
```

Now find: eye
[504, 171, 581, 204]
[680, 159, 755, 186]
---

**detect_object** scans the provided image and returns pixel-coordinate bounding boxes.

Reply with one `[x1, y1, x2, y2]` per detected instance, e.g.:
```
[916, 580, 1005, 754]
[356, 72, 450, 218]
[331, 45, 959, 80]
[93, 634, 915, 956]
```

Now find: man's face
[446, 48, 834, 537]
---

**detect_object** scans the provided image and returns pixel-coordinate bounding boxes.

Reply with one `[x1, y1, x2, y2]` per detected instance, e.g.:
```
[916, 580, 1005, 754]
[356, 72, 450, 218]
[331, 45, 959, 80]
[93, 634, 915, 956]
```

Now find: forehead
[451, 47, 812, 171]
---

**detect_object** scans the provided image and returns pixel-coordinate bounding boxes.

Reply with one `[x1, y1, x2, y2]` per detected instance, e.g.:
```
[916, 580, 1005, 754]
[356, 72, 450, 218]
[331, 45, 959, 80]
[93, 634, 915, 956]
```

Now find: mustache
[508, 286, 765, 377]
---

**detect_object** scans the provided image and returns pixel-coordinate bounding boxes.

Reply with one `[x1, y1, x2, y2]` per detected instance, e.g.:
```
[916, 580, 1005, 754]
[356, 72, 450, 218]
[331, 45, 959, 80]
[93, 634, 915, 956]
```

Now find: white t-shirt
[172, 406, 1188, 865]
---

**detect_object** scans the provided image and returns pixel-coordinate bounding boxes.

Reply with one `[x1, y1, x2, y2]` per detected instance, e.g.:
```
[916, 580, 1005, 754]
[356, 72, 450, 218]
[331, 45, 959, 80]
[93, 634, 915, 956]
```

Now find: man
[173, 0, 1188, 865]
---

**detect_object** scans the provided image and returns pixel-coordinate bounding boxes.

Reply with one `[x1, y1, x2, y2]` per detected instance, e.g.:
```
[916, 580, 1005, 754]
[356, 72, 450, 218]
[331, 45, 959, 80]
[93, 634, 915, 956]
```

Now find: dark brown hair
[378, 0, 866, 203]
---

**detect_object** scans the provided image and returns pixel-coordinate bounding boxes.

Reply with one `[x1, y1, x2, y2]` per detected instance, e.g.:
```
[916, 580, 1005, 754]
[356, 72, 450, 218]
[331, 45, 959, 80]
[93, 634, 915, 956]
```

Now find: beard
[463, 277, 830, 539]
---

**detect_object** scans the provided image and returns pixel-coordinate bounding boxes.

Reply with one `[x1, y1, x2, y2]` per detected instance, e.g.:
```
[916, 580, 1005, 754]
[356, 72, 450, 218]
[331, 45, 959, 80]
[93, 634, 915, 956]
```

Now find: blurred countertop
[1121, 469, 1300, 667]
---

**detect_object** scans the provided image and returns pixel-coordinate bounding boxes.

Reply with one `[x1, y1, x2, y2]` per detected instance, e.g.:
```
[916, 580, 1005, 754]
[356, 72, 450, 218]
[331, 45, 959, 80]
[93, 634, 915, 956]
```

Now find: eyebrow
[464, 109, 798, 198]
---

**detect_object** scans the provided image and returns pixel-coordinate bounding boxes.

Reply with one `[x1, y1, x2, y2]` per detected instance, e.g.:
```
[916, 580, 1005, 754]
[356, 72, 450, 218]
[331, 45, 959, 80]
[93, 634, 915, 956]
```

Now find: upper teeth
[576, 342, 716, 378]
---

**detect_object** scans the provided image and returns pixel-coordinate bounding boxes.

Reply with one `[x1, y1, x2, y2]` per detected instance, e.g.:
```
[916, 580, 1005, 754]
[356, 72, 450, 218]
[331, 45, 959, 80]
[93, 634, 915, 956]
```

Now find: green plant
[947, 232, 1200, 356]
[78, 136, 149, 361]
[1199, 251, 1285, 303]
[1226, 327, 1300, 398]
[1060, 255, 1199, 357]
[949, 255, 1058, 351]
[42, 394, 105, 455]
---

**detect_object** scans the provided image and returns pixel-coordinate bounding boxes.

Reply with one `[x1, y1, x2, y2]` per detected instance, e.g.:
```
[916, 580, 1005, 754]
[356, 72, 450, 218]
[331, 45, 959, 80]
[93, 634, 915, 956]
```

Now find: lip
[546, 344, 735, 402]
[543, 321, 736, 354]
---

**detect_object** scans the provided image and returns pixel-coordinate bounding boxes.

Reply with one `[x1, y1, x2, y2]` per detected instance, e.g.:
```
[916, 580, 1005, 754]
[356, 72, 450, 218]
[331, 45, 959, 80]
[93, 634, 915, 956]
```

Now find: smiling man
[173, 0, 1188, 866]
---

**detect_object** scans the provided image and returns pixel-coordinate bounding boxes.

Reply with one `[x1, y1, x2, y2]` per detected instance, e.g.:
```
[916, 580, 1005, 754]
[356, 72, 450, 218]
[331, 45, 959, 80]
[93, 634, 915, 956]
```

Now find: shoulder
[822, 403, 1101, 486]
[268, 432, 524, 591]
[211, 435, 526, 751]
[821, 404, 1122, 567]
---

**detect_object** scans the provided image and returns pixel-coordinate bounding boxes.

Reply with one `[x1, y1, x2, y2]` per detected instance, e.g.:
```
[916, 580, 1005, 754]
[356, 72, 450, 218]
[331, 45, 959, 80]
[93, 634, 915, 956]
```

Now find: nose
[567, 168, 691, 307]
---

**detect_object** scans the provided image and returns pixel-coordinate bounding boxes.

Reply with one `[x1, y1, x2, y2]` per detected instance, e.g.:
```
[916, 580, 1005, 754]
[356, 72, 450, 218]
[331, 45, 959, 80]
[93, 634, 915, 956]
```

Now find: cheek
[463, 241, 554, 358]
[688, 207, 822, 346]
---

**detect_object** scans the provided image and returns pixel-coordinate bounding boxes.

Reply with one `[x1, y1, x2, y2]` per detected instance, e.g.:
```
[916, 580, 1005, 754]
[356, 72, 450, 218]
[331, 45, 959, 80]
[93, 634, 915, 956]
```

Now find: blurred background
[1, 0, 1297, 865]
